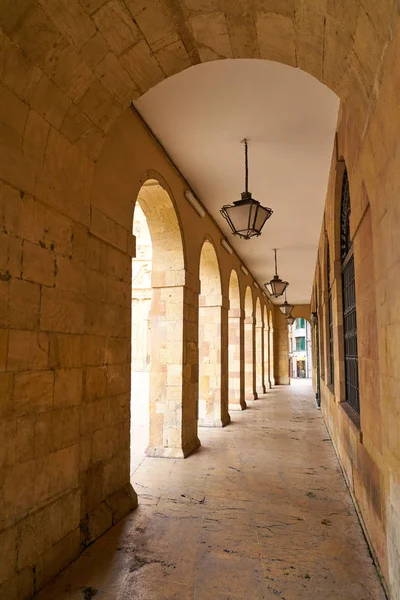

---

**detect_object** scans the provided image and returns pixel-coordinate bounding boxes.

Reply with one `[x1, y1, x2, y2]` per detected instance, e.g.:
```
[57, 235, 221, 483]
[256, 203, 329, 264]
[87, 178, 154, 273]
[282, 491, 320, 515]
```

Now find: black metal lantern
[220, 139, 273, 239]
[264, 248, 288, 297]
[310, 311, 318, 326]
[279, 290, 294, 316]
[286, 314, 295, 326]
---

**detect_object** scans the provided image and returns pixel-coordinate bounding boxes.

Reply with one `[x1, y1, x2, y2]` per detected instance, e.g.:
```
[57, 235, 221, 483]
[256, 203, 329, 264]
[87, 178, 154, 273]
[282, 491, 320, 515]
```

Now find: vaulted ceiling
[135, 59, 339, 304]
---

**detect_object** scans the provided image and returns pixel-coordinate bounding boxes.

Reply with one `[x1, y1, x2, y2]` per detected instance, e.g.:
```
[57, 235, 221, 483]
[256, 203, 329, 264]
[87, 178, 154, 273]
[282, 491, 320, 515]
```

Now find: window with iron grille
[340, 169, 360, 413]
[327, 240, 334, 389]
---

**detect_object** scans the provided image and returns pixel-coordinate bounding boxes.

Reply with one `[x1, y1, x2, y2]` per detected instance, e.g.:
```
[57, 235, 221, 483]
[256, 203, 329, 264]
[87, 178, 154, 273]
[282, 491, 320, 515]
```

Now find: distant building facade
[288, 318, 312, 378]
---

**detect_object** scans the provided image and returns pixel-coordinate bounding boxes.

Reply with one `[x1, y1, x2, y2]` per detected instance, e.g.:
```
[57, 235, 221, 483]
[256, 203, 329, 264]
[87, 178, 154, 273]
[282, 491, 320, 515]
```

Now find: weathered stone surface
[0, 3, 399, 598]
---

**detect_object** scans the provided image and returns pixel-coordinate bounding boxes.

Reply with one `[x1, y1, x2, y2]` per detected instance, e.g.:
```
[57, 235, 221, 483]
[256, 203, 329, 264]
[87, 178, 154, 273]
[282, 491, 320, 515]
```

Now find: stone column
[274, 310, 290, 385]
[147, 271, 200, 458]
[228, 308, 246, 411]
[244, 314, 257, 400]
[256, 321, 266, 395]
[265, 321, 272, 389]
[198, 294, 230, 427]
[269, 323, 275, 387]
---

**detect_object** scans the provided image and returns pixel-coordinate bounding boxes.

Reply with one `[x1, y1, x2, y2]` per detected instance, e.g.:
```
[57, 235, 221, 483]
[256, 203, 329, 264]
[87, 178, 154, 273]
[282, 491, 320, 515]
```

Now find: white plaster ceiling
[134, 59, 339, 305]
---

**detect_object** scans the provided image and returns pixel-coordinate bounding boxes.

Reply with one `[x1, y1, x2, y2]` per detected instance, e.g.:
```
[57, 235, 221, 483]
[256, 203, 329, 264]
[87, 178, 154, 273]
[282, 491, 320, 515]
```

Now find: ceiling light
[220, 139, 273, 239]
[185, 190, 206, 218]
[221, 238, 233, 254]
[264, 249, 288, 298]
[279, 289, 294, 316]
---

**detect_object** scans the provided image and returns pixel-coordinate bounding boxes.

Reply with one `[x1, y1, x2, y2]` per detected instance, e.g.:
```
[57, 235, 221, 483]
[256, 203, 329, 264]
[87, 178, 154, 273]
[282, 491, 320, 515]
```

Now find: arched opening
[244, 287, 256, 401]
[228, 270, 245, 411]
[263, 305, 271, 390]
[131, 202, 152, 471]
[255, 298, 265, 395]
[288, 318, 312, 379]
[198, 240, 229, 427]
[269, 311, 275, 387]
[131, 179, 188, 469]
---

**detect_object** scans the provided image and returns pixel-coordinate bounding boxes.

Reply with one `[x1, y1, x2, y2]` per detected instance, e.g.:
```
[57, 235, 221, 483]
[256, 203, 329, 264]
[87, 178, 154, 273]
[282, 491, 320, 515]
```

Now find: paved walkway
[37, 380, 385, 600]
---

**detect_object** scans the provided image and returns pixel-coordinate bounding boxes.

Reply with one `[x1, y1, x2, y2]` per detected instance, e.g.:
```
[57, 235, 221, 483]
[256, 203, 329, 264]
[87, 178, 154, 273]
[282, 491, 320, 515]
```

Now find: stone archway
[133, 179, 193, 458]
[228, 269, 245, 411]
[198, 239, 229, 427]
[269, 311, 275, 387]
[1, 0, 390, 170]
[255, 297, 265, 396]
[244, 286, 256, 401]
[263, 304, 271, 390]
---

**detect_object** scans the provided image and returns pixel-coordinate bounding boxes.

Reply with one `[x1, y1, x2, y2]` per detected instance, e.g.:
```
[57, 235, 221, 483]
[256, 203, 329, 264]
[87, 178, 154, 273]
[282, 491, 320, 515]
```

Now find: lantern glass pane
[284, 304, 294, 315]
[264, 282, 272, 295]
[271, 279, 287, 297]
[279, 302, 294, 315]
[254, 204, 271, 233]
[224, 203, 250, 234]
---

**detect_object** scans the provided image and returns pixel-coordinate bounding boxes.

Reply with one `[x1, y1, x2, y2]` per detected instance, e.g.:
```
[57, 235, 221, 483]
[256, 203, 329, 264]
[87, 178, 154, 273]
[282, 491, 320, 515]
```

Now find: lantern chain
[244, 139, 248, 193]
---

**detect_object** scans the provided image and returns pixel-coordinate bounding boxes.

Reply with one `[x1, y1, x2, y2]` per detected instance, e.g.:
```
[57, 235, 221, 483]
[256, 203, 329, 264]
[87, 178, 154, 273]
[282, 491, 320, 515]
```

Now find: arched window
[327, 239, 334, 389]
[341, 169, 360, 412]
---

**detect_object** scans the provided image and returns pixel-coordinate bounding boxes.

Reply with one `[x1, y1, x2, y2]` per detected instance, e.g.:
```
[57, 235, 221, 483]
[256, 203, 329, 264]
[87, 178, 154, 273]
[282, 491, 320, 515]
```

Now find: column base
[229, 400, 247, 411]
[256, 386, 266, 396]
[245, 391, 258, 401]
[198, 414, 231, 427]
[147, 437, 201, 459]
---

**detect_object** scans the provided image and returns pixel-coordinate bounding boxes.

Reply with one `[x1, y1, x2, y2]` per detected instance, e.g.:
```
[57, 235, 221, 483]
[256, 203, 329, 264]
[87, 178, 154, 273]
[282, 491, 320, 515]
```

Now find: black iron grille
[327, 241, 334, 388]
[342, 254, 359, 412]
[328, 291, 334, 388]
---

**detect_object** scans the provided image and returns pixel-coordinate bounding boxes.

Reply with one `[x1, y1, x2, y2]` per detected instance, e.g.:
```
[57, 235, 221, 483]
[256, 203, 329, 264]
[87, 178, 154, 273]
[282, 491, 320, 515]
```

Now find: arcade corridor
[36, 381, 385, 600]
[2, 1, 400, 597]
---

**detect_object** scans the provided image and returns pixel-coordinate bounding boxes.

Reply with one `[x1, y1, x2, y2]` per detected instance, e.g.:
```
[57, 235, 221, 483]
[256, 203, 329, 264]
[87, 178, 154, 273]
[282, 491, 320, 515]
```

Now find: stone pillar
[244, 314, 257, 400]
[228, 308, 246, 411]
[274, 310, 290, 385]
[256, 321, 266, 395]
[265, 322, 272, 389]
[269, 323, 275, 387]
[147, 272, 200, 458]
[198, 294, 230, 427]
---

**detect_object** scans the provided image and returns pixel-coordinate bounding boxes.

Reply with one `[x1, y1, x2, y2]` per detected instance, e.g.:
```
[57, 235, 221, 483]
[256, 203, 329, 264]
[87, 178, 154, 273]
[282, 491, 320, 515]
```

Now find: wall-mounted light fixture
[185, 190, 206, 218]
[310, 312, 318, 326]
[240, 265, 249, 276]
[221, 238, 233, 254]
[220, 139, 273, 239]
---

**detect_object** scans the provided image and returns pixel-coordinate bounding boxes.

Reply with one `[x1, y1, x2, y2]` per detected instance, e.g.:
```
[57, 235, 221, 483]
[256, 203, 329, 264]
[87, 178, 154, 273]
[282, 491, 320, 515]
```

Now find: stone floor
[36, 380, 386, 600]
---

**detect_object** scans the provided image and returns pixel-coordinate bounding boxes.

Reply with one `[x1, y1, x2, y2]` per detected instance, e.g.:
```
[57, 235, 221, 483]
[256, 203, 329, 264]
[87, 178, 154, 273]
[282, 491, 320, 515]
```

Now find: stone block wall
[1, 96, 273, 598]
[3, 1, 399, 596]
[311, 14, 400, 596]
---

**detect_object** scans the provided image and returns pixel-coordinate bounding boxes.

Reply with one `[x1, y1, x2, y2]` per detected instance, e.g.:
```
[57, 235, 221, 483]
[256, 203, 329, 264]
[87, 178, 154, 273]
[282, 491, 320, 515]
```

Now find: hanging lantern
[264, 248, 288, 297]
[286, 314, 295, 325]
[220, 139, 273, 239]
[279, 289, 294, 316]
[310, 312, 318, 326]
